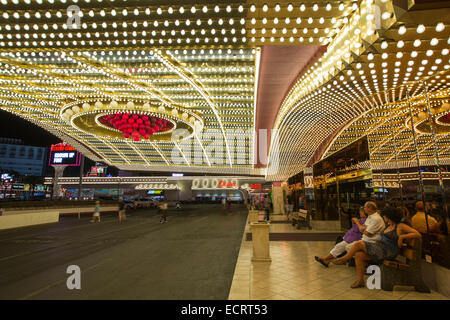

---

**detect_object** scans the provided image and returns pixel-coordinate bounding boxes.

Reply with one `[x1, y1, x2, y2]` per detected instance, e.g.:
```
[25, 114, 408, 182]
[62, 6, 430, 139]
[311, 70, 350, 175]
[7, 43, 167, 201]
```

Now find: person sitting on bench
[315, 206, 367, 267]
[411, 201, 441, 234]
[330, 207, 421, 289]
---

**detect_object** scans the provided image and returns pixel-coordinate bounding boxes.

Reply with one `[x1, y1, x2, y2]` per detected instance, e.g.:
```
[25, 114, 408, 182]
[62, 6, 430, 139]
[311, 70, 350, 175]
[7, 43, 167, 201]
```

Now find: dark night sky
[0, 109, 60, 147]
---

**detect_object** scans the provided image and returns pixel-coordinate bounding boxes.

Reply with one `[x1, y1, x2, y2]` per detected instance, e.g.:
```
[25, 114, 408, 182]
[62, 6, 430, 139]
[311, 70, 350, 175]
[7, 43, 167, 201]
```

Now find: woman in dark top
[398, 206, 412, 226]
[331, 207, 421, 288]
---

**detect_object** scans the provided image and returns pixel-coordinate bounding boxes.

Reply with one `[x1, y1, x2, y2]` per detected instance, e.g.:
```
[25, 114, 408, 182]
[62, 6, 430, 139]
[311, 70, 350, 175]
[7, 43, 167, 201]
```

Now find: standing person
[285, 194, 291, 219]
[118, 198, 126, 223]
[159, 200, 168, 223]
[91, 200, 101, 223]
[222, 197, 227, 210]
[264, 201, 270, 221]
[227, 199, 232, 211]
[315, 206, 367, 267]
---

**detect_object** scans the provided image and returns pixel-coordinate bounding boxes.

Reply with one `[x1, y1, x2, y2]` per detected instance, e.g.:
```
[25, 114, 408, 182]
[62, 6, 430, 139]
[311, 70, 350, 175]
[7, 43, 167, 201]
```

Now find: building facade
[0, 138, 47, 176]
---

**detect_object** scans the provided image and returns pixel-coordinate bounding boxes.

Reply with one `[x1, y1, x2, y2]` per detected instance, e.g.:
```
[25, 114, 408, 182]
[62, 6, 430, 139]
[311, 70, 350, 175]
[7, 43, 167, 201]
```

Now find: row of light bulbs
[62, 100, 203, 130]
[0, 2, 351, 14]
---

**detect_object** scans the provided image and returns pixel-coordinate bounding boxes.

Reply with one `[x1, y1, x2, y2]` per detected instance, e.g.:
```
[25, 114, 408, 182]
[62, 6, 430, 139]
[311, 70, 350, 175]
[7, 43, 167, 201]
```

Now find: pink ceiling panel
[254, 45, 326, 168]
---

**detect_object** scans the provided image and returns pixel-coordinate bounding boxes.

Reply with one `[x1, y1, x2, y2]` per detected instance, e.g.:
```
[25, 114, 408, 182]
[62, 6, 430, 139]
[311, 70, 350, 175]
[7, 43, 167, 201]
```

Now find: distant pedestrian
[264, 202, 270, 221]
[159, 201, 168, 223]
[118, 198, 126, 223]
[91, 200, 101, 223]
[227, 200, 232, 211]
[222, 197, 227, 210]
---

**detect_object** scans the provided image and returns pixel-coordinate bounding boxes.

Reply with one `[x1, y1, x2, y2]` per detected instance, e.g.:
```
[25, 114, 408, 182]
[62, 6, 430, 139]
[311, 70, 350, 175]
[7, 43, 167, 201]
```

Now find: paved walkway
[0, 204, 248, 299]
[228, 214, 449, 300]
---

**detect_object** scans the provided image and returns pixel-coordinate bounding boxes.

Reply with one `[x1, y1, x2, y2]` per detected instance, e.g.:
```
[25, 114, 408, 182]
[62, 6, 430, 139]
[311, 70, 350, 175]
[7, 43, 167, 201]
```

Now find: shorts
[93, 212, 100, 217]
[119, 210, 126, 216]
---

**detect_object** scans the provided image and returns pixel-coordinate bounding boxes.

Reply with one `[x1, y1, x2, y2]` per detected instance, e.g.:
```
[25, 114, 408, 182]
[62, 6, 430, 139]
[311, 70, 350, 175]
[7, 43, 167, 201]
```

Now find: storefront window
[312, 137, 372, 228]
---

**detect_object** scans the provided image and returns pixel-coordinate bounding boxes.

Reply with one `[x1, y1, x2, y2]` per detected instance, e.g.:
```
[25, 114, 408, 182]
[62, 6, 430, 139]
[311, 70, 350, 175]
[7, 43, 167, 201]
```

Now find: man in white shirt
[357, 201, 385, 242]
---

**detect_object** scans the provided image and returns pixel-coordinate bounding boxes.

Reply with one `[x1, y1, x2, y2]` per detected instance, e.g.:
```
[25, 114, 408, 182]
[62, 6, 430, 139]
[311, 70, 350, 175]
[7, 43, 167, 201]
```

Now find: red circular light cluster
[438, 112, 450, 124]
[99, 113, 173, 142]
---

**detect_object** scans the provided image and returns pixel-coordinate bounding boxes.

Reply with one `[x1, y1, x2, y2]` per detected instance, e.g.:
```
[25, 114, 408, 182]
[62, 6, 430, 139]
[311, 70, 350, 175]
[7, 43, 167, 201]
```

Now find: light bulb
[416, 24, 425, 33]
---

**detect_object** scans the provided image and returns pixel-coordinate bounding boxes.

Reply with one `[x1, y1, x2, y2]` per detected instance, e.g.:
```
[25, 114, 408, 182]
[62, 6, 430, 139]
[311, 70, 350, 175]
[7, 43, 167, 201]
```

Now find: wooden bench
[380, 237, 430, 293]
[291, 209, 312, 230]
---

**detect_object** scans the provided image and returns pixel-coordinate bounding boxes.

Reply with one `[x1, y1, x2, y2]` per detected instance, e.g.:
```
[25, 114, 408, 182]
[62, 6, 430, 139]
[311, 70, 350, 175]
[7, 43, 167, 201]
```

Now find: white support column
[271, 183, 286, 215]
[52, 165, 67, 199]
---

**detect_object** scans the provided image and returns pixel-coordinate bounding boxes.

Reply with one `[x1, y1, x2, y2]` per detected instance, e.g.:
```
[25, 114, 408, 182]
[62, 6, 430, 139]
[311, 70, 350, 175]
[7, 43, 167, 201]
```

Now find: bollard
[250, 222, 271, 262]
[249, 210, 259, 224]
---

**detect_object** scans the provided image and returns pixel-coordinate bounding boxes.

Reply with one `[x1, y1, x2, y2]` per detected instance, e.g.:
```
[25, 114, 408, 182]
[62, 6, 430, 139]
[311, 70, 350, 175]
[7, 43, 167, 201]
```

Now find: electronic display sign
[49, 143, 81, 166]
[147, 190, 163, 195]
[89, 166, 107, 176]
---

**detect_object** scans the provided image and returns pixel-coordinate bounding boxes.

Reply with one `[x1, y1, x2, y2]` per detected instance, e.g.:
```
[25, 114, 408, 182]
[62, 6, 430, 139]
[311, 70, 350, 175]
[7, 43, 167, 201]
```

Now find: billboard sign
[49, 143, 81, 166]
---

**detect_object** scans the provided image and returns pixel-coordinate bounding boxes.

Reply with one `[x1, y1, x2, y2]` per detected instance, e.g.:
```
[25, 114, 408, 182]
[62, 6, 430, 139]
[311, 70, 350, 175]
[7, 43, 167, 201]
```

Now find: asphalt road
[0, 204, 248, 300]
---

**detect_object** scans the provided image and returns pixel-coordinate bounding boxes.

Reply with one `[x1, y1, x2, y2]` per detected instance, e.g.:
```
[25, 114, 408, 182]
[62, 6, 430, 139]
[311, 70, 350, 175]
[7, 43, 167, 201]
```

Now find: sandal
[350, 280, 365, 289]
[314, 256, 329, 268]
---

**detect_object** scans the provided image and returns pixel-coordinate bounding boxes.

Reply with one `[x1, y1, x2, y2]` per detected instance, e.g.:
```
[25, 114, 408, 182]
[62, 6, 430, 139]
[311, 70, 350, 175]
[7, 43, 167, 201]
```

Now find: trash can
[250, 222, 271, 262]
[249, 210, 259, 223]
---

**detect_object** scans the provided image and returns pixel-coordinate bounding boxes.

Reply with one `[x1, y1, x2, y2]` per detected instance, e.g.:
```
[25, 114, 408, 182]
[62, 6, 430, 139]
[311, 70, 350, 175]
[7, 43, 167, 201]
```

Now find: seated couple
[315, 202, 421, 289]
[315, 203, 372, 268]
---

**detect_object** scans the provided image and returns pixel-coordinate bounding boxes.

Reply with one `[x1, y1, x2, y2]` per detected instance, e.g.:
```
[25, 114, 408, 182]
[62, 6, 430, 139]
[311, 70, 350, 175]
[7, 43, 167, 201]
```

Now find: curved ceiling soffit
[323, 80, 450, 169]
[266, 0, 403, 180]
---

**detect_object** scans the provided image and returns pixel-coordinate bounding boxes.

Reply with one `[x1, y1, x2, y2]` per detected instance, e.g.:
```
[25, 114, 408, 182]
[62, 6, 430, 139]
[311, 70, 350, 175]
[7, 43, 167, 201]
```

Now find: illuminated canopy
[0, 1, 448, 179]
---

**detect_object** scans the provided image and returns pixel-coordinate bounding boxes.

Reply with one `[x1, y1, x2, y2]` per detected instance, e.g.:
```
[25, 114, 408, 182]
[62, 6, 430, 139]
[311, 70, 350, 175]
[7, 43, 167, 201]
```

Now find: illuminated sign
[49, 143, 81, 166]
[172, 173, 184, 177]
[250, 184, 262, 190]
[219, 180, 236, 188]
[1, 173, 12, 180]
[192, 178, 239, 190]
[91, 167, 105, 174]
[147, 190, 164, 195]
[89, 166, 107, 176]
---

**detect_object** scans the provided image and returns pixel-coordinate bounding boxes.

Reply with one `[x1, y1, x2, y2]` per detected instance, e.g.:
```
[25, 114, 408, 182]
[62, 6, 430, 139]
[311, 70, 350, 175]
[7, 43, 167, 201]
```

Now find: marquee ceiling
[0, 0, 448, 179]
[266, 0, 450, 180]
